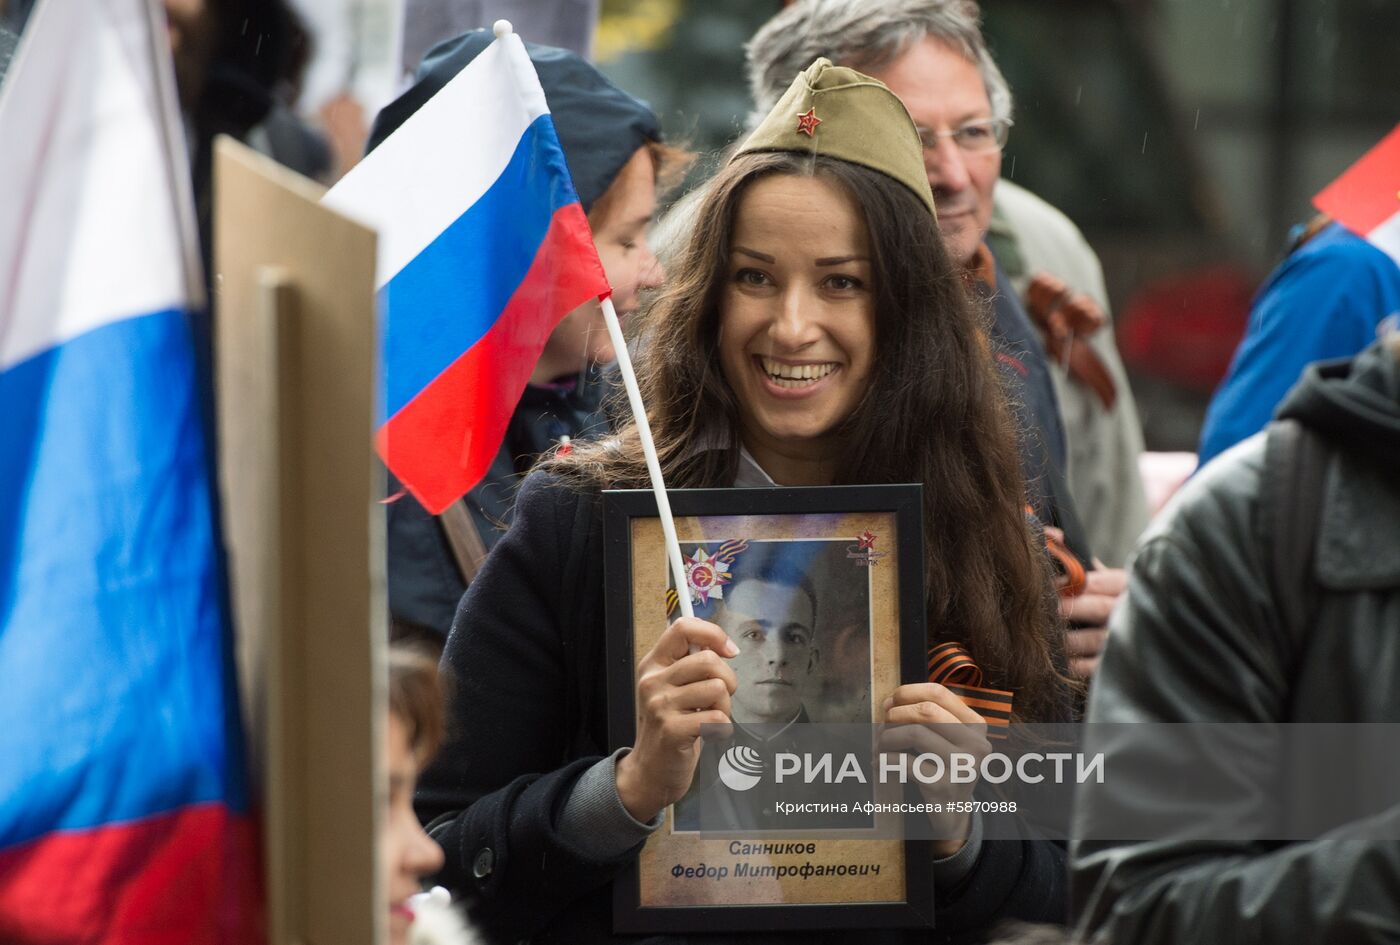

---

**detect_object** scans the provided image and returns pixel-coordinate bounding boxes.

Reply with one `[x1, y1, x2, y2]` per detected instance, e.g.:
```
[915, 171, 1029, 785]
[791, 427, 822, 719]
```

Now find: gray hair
[744, 0, 1013, 131]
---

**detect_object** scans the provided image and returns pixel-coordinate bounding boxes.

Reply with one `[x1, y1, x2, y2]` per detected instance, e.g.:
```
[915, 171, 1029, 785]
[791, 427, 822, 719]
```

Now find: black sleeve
[415, 473, 636, 942]
[938, 828, 1069, 938]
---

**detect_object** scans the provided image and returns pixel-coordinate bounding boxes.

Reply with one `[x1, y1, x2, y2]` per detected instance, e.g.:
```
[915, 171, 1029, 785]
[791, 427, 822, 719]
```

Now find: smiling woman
[418, 57, 1073, 945]
[718, 173, 876, 484]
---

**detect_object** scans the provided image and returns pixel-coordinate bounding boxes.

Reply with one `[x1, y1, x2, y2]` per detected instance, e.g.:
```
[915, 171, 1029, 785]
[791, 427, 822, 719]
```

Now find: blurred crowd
[5, 1, 1394, 943]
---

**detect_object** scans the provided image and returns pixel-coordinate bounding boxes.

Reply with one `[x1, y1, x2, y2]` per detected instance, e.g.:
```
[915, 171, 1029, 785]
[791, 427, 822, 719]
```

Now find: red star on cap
[796, 108, 822, 137]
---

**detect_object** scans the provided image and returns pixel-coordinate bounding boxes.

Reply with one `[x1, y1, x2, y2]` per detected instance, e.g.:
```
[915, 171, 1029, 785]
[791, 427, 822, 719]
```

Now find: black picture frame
[603, 484, 934, 934]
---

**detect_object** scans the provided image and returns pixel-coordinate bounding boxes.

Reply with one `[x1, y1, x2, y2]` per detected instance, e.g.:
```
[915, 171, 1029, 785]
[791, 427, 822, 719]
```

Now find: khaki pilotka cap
[733, 57, 937, 218]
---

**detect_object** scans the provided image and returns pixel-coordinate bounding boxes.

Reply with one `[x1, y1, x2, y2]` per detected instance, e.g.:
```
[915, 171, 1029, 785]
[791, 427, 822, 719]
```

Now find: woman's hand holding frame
[879, 683, 992, 857]
[616, 617, 739, 823]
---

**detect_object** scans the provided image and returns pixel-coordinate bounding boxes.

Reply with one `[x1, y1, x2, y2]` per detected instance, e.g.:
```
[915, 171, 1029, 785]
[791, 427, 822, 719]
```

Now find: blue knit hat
[367, 29, 662, 214]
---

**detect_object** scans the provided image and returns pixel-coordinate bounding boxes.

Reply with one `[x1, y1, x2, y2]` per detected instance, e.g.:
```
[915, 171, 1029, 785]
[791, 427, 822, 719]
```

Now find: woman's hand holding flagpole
[603, 291, 738, 822]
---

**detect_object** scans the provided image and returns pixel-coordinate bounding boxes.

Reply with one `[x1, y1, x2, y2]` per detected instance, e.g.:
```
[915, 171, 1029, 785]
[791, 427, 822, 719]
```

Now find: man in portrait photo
[722, 550, 822, 729]
[673, 541, 873, 832]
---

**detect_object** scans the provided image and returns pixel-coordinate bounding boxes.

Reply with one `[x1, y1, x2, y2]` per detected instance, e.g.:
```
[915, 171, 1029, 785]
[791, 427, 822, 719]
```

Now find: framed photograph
[603, 485, 934, 933]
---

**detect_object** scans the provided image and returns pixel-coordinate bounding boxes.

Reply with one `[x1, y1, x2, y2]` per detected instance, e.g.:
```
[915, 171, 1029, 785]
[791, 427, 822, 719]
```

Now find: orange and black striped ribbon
[1026, 504, 1086, 598]
[1047, 533, 1086, 598]
[927, 641, 1013, 739]
[715, 538, 749, 561]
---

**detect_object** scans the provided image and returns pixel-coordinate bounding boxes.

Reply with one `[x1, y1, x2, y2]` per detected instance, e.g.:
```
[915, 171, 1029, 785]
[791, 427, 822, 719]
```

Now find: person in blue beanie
[373, 31, 689, 641]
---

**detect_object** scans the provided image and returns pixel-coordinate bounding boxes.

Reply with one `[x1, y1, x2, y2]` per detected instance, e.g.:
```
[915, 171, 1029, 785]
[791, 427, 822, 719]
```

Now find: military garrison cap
[734, 57, 936, 217]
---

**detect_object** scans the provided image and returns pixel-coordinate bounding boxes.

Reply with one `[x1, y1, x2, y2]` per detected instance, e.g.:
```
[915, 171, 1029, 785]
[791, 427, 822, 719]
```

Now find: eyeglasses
[915, 117, 1013, 154]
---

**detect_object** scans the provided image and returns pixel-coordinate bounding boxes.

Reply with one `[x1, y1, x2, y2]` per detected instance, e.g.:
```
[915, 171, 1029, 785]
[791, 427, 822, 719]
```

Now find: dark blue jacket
[982, 263, 1092, 564]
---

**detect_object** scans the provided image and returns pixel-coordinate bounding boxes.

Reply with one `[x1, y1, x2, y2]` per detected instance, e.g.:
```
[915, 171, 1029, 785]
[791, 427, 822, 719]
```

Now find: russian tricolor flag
[0, 1, 260, 941]
[1314, 123, 1400, 268]
[324, 25, 610, 515]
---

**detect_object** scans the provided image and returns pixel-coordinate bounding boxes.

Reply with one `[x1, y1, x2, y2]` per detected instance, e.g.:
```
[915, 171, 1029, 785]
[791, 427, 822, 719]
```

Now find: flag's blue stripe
[0, 309, 244, 849]
[382, 113, 582, 421]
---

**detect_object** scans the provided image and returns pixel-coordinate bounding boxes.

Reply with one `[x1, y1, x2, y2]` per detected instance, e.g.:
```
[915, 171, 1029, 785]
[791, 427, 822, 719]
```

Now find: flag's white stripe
[0, 0, 198, 374]
[323, 35, 549, 290]
[1367, 209, 1400, 269]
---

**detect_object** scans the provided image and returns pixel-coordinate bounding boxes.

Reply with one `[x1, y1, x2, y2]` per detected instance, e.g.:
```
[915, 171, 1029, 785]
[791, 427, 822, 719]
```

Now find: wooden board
[213, 135, 383, 945]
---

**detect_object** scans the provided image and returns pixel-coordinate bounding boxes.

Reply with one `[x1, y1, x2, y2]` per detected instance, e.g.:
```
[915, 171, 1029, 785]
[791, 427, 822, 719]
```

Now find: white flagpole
[490, 20, 693, 624]
[599, 294, 695, 621]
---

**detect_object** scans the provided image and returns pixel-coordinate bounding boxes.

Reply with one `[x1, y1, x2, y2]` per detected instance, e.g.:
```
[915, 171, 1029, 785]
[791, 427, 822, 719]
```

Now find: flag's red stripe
[380, 201, 608, 513]
[0, 803, 262, 945]
[1313, 124, 1400, 235]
